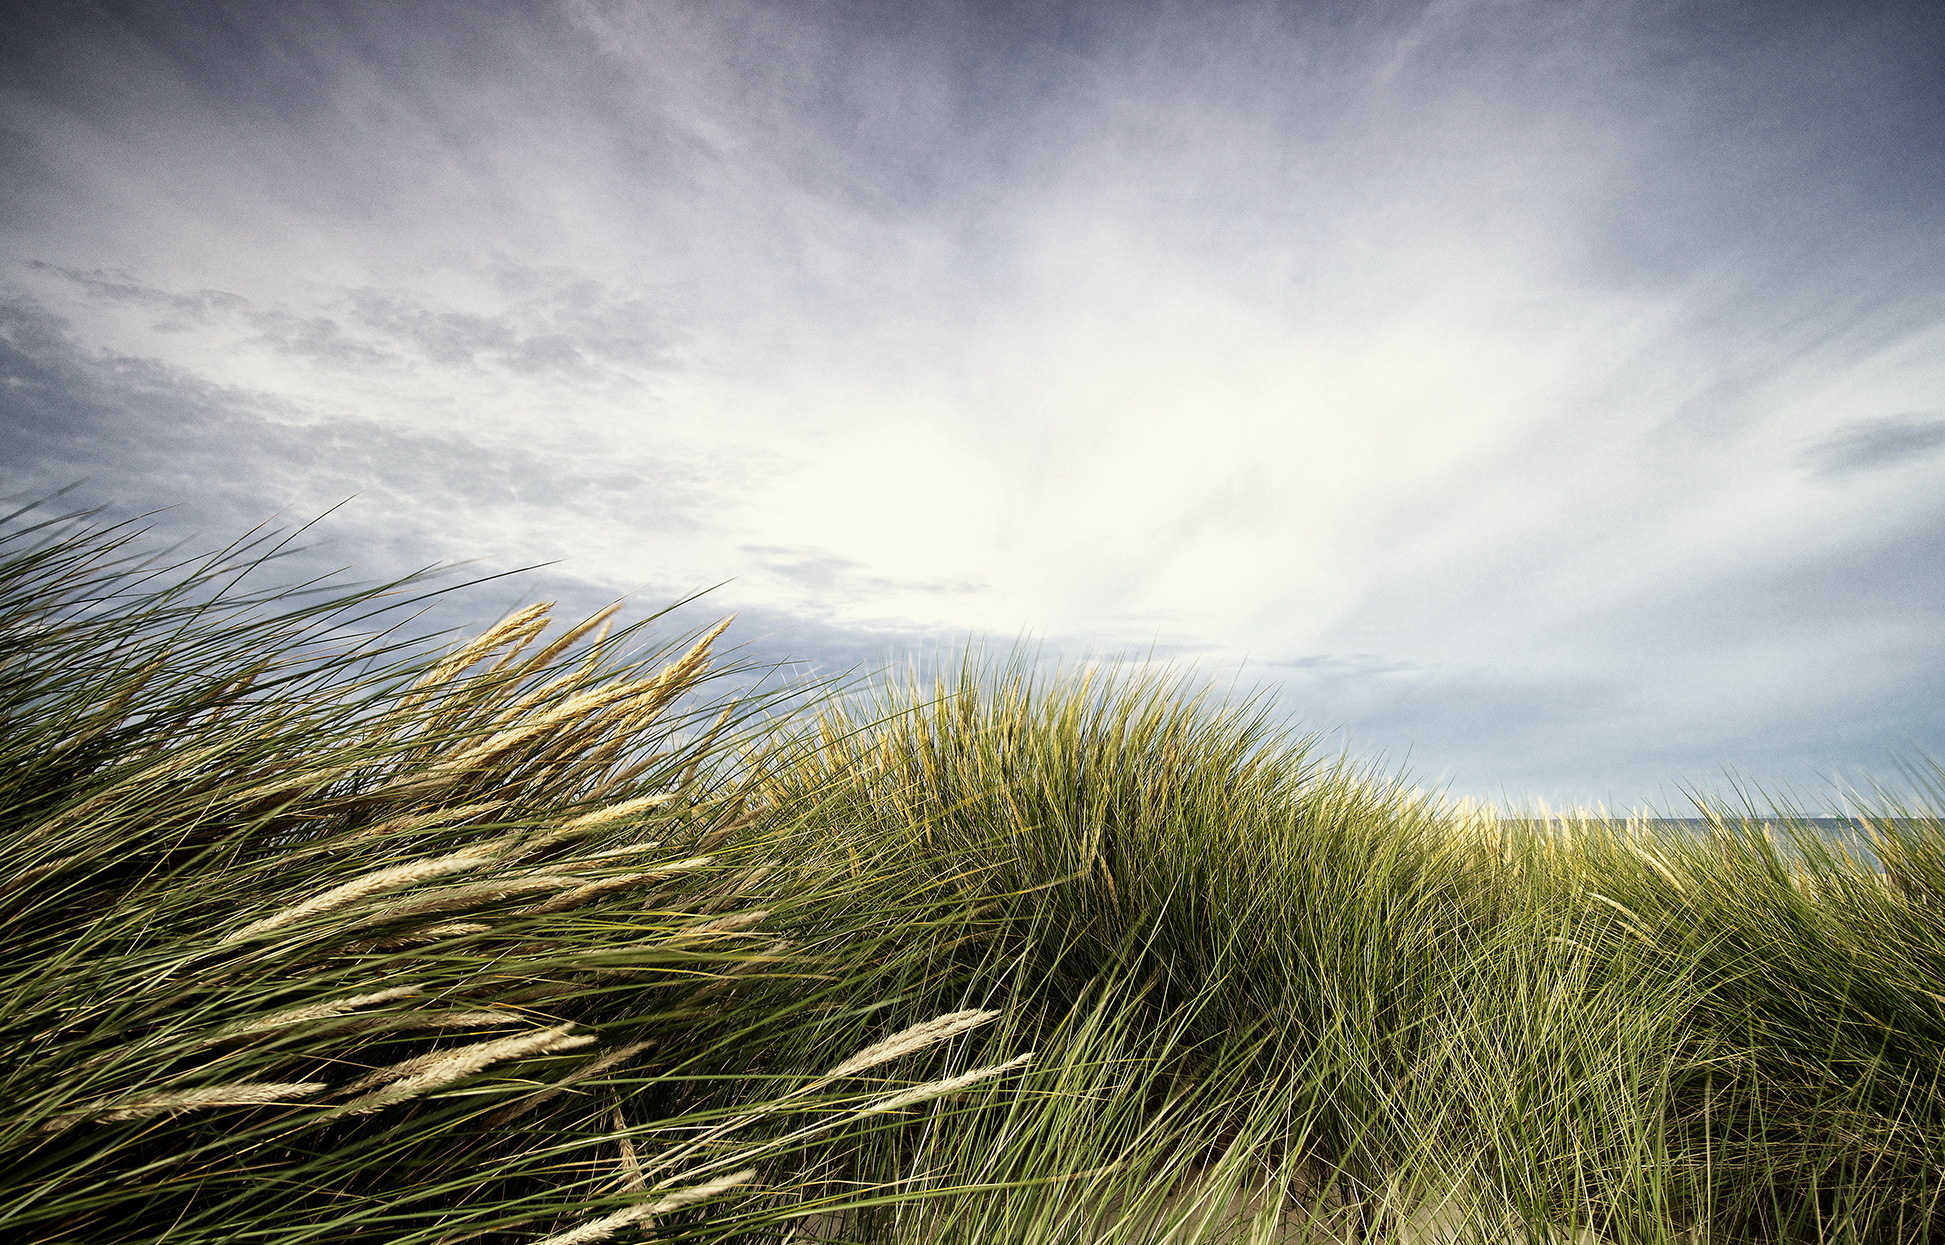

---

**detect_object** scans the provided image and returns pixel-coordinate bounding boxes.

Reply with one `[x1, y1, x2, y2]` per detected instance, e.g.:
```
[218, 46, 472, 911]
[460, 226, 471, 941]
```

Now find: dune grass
[758, 667, 1945, 1244]
[5, 506, 1945, 1243]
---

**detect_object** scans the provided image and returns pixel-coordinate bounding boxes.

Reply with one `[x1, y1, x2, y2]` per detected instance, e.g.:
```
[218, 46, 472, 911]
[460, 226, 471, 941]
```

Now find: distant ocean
[1510, 818, 1886, 831]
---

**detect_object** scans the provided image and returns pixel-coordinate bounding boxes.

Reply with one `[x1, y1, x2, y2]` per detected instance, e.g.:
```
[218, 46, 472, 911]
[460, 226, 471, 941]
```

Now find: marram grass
[5, 507, 1945, 1244]
[0, 507, 1028, 1244]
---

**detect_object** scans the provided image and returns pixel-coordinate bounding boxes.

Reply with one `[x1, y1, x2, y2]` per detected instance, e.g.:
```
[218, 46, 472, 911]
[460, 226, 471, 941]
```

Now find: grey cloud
[248, 309, 395, 367]
[34, 263, 399, 364]
[334, 274, 676, 377]
[1802, 414, 1945, 480]
[1274, 499, 1945, 809]
[30, 262, 252, 329]
[740, 544, 987, 600]
[0, 293, 699, 564]
[31, 262, 674, 380]
[346, 294, 521, 367]
[740, 546, 869, 592]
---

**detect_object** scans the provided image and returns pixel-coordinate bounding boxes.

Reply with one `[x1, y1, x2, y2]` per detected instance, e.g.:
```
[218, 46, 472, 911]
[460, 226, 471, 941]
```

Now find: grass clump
[758, 665, 1945, 1244]
[7, 505, 1945, 1244]
[0, 506, 1028, 1244]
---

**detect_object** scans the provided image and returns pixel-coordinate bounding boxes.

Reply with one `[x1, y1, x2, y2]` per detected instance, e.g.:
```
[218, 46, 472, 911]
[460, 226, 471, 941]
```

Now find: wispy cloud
[1803, 414, 1945, 480]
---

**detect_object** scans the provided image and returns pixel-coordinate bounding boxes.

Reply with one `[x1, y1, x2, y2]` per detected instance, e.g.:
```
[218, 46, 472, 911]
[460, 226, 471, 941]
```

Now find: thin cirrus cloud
[1802, 414, 1945, 480]
[2, 0, 1944, 810]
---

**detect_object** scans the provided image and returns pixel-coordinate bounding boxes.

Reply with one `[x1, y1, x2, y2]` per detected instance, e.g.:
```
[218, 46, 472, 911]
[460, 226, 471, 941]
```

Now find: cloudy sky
[4, 0, 1943, 811]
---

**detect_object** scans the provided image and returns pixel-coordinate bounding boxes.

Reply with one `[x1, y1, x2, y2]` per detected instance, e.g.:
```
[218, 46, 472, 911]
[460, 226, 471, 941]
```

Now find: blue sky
[4, 0, 1944, 811]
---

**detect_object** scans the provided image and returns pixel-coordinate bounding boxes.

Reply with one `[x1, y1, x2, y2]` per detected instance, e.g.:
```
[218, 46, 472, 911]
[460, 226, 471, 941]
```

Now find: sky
[4, 0, 1944, 812]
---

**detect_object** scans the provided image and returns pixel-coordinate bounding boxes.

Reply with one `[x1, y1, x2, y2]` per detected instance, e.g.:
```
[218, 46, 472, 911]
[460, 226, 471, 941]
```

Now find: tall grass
[0, 507, 1029, 1244]
[758, 663, 1945, 1243]
[6, 507, 1945, 1243]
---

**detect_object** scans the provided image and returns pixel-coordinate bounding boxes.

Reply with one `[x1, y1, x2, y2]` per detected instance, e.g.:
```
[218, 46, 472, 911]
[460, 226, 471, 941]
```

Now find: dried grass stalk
[354, 876, 580, 925]
[221, 847, 504, 942]
[48, 1080, 329, 1128]
[360, 922, 495, 949]
[528, 1169, 758, 1245]
[822, 1010, 1000, 1080]
[859, 1053, 1036, 1115]
[344, 801, 506, 843]
[210, 984, 425, 1040]
[550, 793, 678, 836]
[521, 858, 714, 916]
[335, 1026, 596, 1115]
[423, 602, 554, 687]
[670, 911, 770, 941]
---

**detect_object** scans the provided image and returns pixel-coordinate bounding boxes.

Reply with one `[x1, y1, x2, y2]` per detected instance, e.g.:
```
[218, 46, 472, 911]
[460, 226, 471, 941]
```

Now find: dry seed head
[529, 677, 670, 734]
[227, 761, 362, 808]
[379, 680, 648, 793]
[27, 740, 237, 840]
[425, 602, 555, 685]
[478, 620, 554, 678]
[481, 660, 606, 738]
[823, 1009, 1001, 1079]
[520, 872, 665, 916]
[421, 721, 554, 776]
[671, 910, 769, 940]
[215, 984, 424, 1039]
[528, 1170, 758, 1245]
[486, 1039, 655, 1126]
[552, 793, 678, 834]
[346, 801, 506, 843]
[612, 1106, 645, 1191]
[247, 1006, 530, 1034]
[517, 718, 621, 778]
[336, 1025, 595, 1115]
[354, 876, 580, 925]
[527, 1205, 650, 1245]
[346, 1009, 528, 1031]
[522, 858, 714, 916]
[405, 672, 651, 785]
[646, 1168, 760, 1213]
[0, 854, 78, 898]
[361, 922, 495, 948]
[221, 847, 504, 942]
[541, 619, 733, 751]
[515, 602, 624, 676]
[662, 617, 733, 685]
[49, 1080, 329, 1128]
[859, 1052, 1035, 1114]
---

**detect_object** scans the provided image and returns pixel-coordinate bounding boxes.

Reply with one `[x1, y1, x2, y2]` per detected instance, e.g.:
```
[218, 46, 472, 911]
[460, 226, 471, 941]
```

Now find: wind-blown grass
[757, 664, 1945, 1243]
[0, 506, 1028, 1244]
[5, 505, 1945, 1244]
